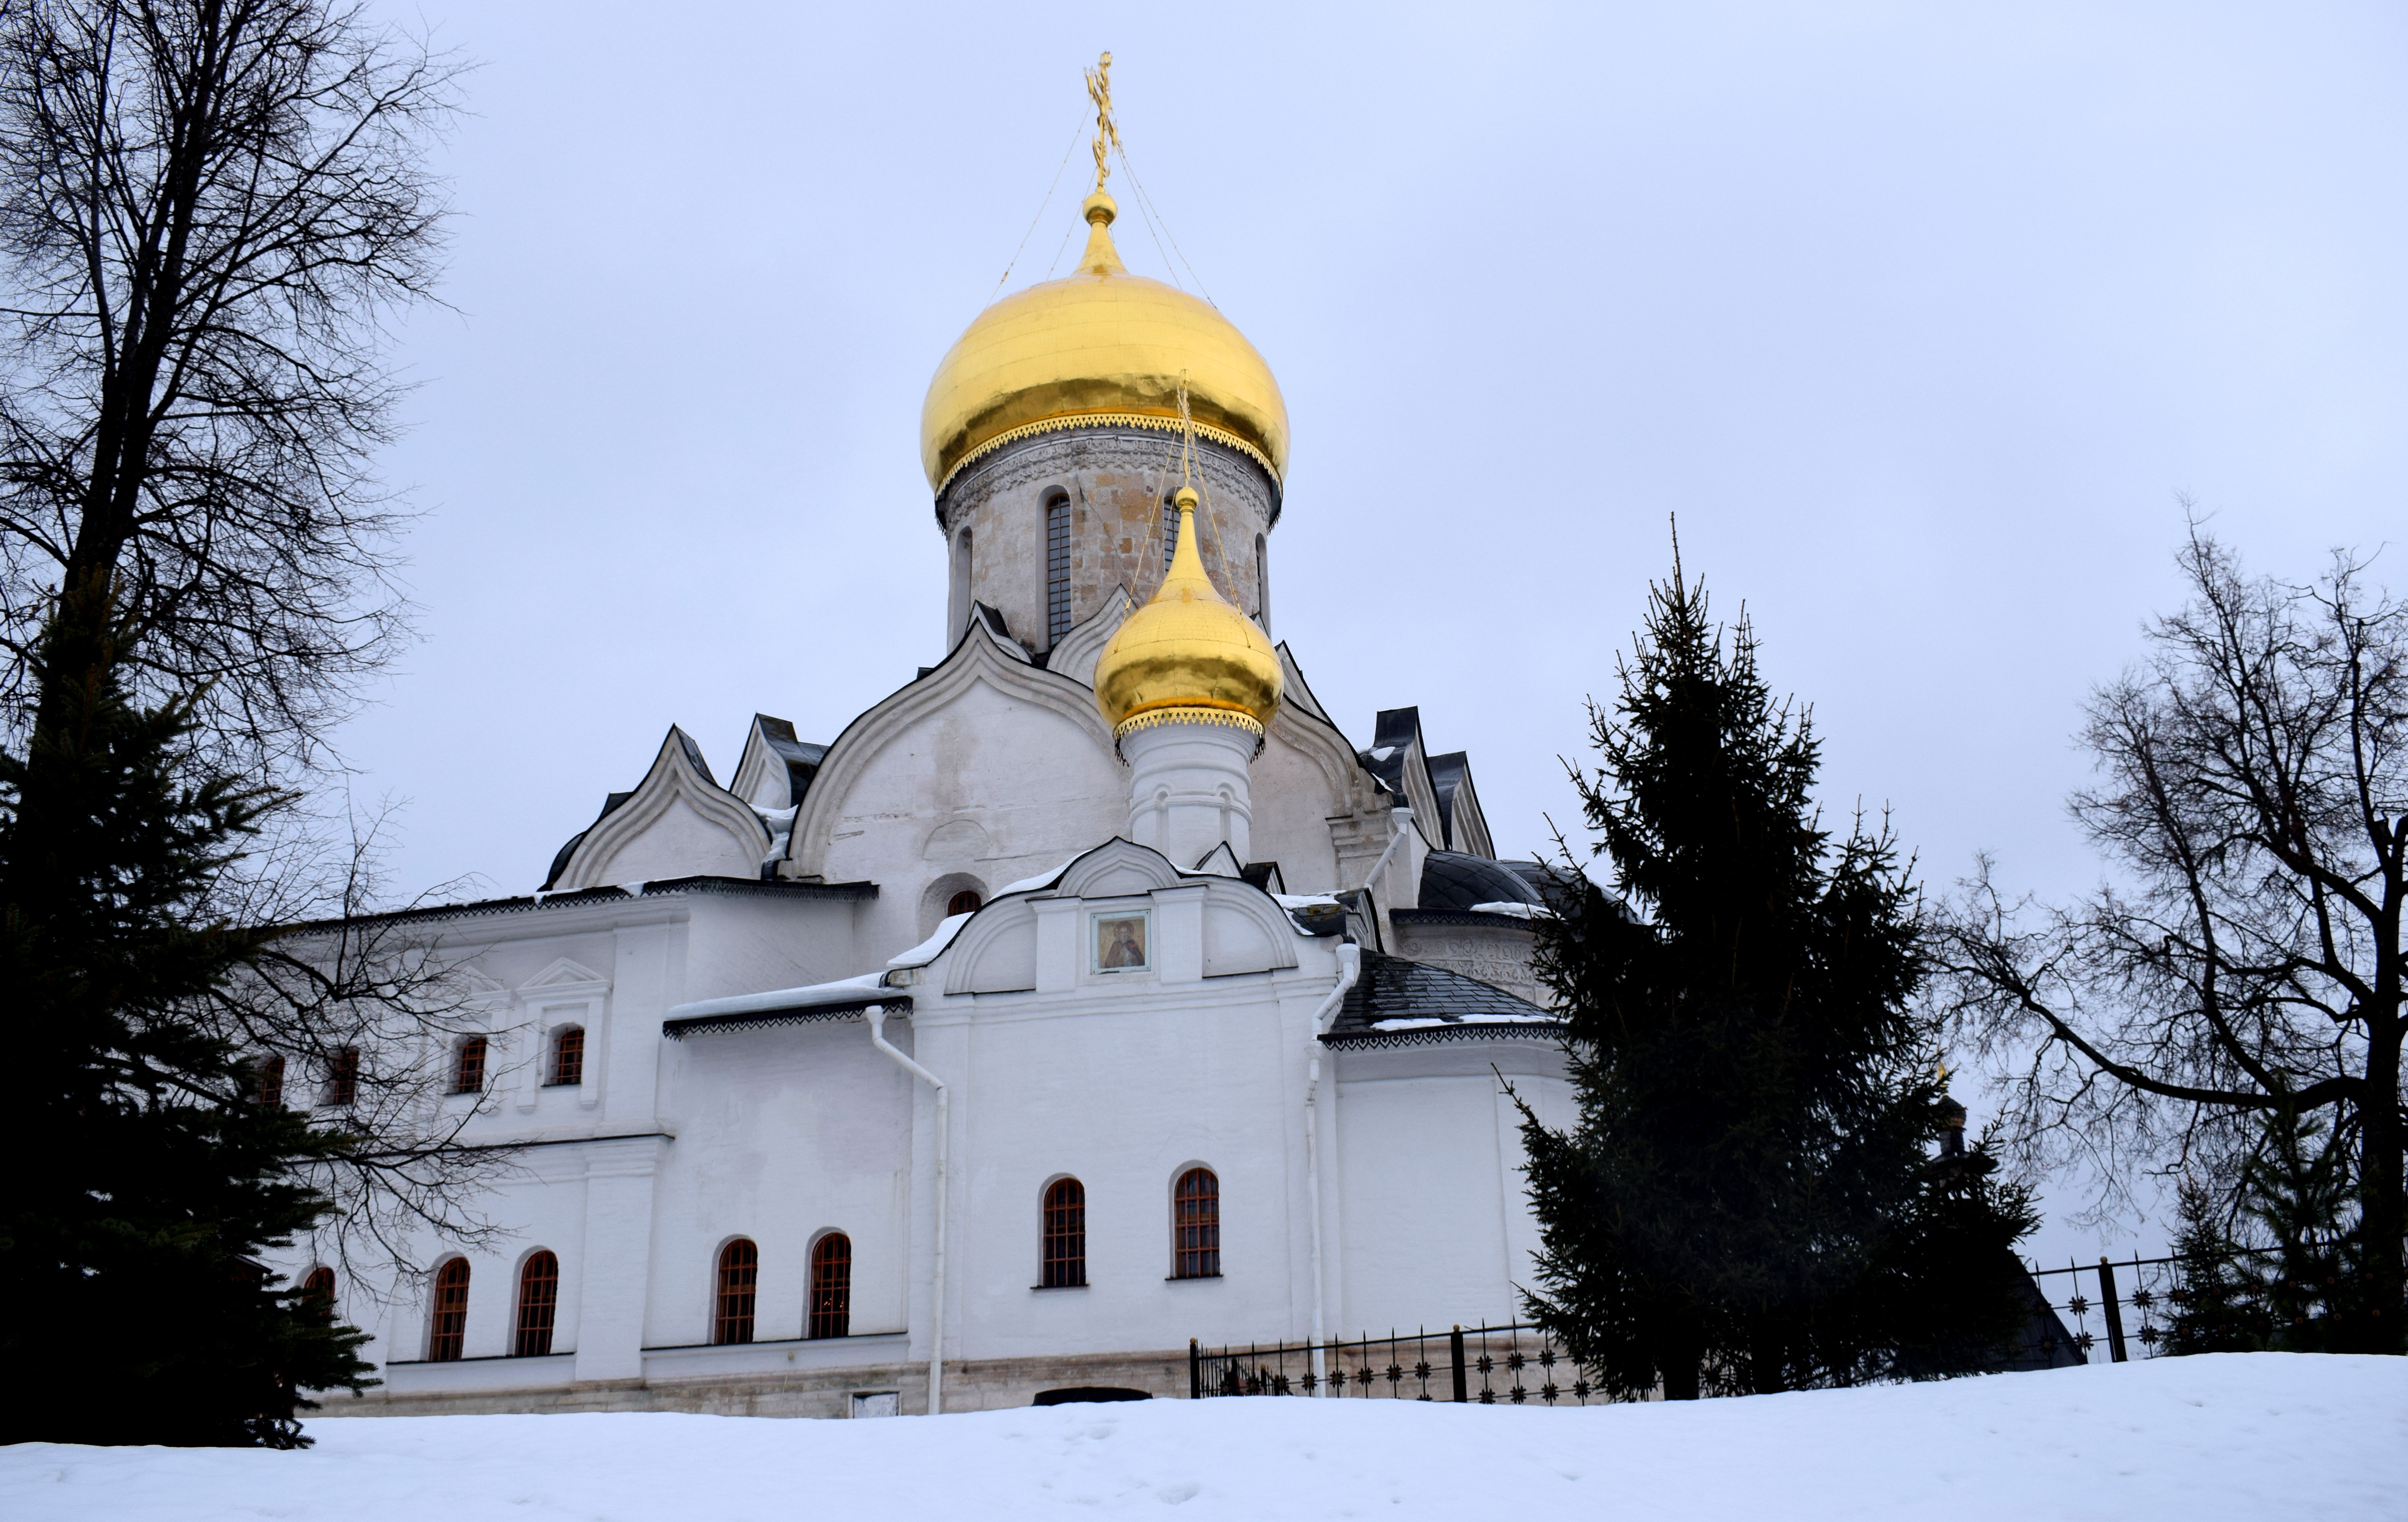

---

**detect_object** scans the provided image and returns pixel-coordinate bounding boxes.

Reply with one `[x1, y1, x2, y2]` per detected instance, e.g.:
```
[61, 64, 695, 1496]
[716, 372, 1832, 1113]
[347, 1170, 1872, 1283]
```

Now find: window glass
[515, 1251, 559, 1357]
[548, 1026, 584, 1087]
[428, 1258, 470, 1361]
[1042, 1178, 1086, 1288]
[809, 1233, 852, 1339]
[1174, 1168, 1220, 1278]
[454, 1035, 487, 1095]
[714, 1239, 758, 1345]
[1045, 496, 1072, 644]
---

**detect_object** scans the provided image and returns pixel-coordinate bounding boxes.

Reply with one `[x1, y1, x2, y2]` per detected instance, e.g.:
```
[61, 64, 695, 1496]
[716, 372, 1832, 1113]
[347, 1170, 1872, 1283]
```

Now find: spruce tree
[0, 592, 372, 1446]
[1517, 553, 2036, 1398]
[2164, 1176, 2268, 1355]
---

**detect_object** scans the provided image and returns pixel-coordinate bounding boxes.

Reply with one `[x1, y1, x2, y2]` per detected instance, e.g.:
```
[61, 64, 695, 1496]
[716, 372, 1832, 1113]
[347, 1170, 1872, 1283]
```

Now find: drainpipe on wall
[1354, 807, 1413, 901]
[866, 1005, 948, 1416]
[1303, 940, 1361, 1396]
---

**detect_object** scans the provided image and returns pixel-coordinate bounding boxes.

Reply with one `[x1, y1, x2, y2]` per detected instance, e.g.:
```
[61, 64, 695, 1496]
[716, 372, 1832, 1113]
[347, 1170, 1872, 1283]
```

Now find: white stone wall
[301, 850, 1569, 1418]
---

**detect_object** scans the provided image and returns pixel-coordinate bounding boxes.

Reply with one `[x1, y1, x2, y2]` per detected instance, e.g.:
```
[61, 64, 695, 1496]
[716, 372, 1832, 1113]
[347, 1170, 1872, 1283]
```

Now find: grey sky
[348, 3, 2405, 1260]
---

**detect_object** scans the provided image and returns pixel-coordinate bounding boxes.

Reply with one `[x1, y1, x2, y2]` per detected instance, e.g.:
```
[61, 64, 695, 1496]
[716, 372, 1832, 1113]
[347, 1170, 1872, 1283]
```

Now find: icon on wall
[1094, 912, 1150, 972]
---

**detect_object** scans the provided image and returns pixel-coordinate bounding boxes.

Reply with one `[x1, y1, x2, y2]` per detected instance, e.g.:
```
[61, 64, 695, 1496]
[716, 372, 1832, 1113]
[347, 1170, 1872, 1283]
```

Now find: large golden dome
[919, 193, 1289, 493]
[1094, 486, 1282, 741]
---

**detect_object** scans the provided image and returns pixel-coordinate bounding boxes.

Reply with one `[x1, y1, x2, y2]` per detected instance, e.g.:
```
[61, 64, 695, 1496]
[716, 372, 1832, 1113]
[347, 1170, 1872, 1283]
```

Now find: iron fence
[2027, 1248, 2280, 1363]
[1189, 1323, 1604, 1404]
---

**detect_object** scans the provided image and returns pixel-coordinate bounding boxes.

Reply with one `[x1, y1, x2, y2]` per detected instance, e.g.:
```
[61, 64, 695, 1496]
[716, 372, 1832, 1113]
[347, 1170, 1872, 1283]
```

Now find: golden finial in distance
[1084, 52, 1119, 195]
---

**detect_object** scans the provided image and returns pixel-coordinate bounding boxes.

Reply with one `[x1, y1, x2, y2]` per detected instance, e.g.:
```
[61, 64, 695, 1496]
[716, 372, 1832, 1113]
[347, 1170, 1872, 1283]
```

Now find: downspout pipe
[1354, 807, 1414, 900]
[866, 1005, 947, 1415]
[1303, 940, 1361, 1395]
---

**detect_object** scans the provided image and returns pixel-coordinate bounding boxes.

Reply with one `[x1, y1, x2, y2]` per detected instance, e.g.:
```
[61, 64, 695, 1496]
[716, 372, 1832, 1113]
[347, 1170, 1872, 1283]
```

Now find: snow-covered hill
[6, 1353, 2402, 1520]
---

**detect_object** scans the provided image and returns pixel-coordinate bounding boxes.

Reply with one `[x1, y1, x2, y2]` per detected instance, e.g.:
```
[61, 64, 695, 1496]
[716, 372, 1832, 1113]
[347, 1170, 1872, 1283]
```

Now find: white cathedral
[309, 129, 1574, 1418]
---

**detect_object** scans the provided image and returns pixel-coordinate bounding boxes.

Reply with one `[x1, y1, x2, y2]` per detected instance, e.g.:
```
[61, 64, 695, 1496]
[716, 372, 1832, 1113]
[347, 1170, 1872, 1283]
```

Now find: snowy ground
[6, 1353, 2402, 1520]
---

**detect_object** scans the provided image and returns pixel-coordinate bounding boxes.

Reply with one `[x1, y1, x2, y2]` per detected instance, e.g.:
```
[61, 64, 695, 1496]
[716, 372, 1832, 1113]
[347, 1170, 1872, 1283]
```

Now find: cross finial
[1084, 51, 1119, 193]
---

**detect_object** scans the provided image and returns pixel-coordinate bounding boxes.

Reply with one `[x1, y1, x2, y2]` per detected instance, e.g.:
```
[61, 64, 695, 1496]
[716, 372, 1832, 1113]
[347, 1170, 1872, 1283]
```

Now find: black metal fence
[2027, 1249, 2278, 1362]
[1189, 1323, 1603, 1405]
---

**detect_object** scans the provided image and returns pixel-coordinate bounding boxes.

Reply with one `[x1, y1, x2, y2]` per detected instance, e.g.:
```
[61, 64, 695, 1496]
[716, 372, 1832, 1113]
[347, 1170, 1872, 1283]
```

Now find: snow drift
[4, 1352, 2401, 1521]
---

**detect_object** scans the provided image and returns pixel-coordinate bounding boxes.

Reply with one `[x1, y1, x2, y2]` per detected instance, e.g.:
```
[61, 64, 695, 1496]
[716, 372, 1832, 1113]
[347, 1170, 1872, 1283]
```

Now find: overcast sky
[347, 2, 2405, 1259]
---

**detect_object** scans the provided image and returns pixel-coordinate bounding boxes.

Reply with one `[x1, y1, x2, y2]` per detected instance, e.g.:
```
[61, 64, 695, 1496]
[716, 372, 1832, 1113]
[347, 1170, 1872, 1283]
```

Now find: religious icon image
[1094, 913, 1148, 971]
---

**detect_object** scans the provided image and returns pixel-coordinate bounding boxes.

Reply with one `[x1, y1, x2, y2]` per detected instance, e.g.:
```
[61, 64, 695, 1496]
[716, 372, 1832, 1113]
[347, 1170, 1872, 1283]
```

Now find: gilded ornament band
[934, 411, 1280, 500]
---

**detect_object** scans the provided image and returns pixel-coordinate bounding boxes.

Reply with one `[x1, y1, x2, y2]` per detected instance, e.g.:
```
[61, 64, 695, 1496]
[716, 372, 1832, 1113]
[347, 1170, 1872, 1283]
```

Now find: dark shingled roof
[751, 713, 829, 804]
[1418, 850, 1546, 911]
[1321, 950, 1560, 1049]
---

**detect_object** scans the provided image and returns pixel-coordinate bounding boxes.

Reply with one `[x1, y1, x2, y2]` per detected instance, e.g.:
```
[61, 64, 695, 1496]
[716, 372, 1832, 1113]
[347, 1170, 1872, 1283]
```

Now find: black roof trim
[1391, 908, 1546, 932]
[663, 996, 908, 1040]
[289, 875, 879, 934]
[1321, 1019, 1565, 1051]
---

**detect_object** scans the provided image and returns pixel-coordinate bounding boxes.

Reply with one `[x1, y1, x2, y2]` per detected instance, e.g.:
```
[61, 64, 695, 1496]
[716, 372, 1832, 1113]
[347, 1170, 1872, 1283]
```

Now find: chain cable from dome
[1174, 372, 1235, 587]
[1114, 139, 1216, 307]
[985, 109, 1090, 309]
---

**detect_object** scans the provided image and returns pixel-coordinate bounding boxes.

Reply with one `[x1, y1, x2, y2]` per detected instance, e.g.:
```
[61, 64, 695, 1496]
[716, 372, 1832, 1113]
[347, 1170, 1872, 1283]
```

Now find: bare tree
[212, 805, 520, 1301]
[0, 1, 498, 1299]
[0, 0, 460, 774]
[1934, 528, 2404, 1351]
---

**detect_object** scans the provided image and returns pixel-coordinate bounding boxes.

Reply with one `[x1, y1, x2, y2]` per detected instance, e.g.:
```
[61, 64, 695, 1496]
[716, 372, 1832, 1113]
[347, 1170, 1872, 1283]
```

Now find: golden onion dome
[919, 192, 1289, 494]
[1093, 486, 1283, 741]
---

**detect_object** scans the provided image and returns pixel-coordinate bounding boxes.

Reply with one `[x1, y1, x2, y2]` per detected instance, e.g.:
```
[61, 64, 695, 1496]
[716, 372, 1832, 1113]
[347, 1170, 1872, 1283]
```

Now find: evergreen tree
[2235, 1109, 2362, 1353]
[1517, 553, 2036, 1398]
[2164, 1175, 2268, 1355]
[0, 594, 372, 1447]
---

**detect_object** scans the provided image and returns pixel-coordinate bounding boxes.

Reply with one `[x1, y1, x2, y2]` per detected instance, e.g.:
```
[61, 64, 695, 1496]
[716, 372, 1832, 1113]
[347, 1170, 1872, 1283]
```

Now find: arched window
[946, 889, 983, 916]
[951, 528, 973, 638]
[713, 1238, 758, 1345]
[300, 1266, 336, 1321]
[325, 1047, 359, 1107]
[547, 1025, 585, 1087]
[428, 1258, 470, 1362]
[808, 1233, 852, 1339]
[254, 1054, 285, 1108]
[1041, 1178, 1086, 1288]
[515, 1251, 559, 1357]
[1173, 1167, 1221, 1278]
[453, 1035, 487, 1095]
[1254, 533, 1269, 631]
[1044, 492, 1072, 645]
[1160, 497, 1180, 573]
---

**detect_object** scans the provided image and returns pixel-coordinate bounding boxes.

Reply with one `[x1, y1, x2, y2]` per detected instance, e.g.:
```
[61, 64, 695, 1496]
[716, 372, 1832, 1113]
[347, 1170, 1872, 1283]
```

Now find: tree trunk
[2361, 1014, 2404, 1355]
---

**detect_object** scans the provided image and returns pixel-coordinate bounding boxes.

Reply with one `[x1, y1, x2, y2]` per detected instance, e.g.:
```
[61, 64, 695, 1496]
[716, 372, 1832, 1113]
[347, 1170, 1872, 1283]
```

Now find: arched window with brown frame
[547, 1025, 584, 1087]
[946, 889, 983, 917]
[325, 1047, 359, 1107]
[807, 1233, 852, 1339]
[428, 1257, 470, 1361]
[254, 1054, 285, 1108]
[713, 1238, 758, 1345]
[1173, 1167, 1220, 1278]
[515, 1250, 559, 1357]
[1041, 1177, 1086, 1288]
[453, 1034, 487, 1095]
[300, 1266, 336, 1323]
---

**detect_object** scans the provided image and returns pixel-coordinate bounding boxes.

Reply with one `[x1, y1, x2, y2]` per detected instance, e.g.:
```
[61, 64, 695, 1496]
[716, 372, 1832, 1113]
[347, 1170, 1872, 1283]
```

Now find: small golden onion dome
[1094, 486, 1282, 742]
[919, 191, 1289, 494]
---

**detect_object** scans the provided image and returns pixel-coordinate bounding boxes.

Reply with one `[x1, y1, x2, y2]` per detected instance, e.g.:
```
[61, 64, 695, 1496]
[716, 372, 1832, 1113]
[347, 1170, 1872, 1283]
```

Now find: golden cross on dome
[1084, 51, 1119, 193]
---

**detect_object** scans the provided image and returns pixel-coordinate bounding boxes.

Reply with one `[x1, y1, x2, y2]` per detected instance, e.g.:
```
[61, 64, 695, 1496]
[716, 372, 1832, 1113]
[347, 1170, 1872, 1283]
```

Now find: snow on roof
[662, 971, 888, 1023]
[1468, 901, 1553, 919]
[888, 912, 974, 970]
[997, 857, 1077, 896]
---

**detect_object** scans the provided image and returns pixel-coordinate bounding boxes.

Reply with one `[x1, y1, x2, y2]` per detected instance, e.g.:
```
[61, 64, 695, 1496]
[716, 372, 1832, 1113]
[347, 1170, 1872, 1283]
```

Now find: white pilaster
[1119, 719, 1256, 871]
